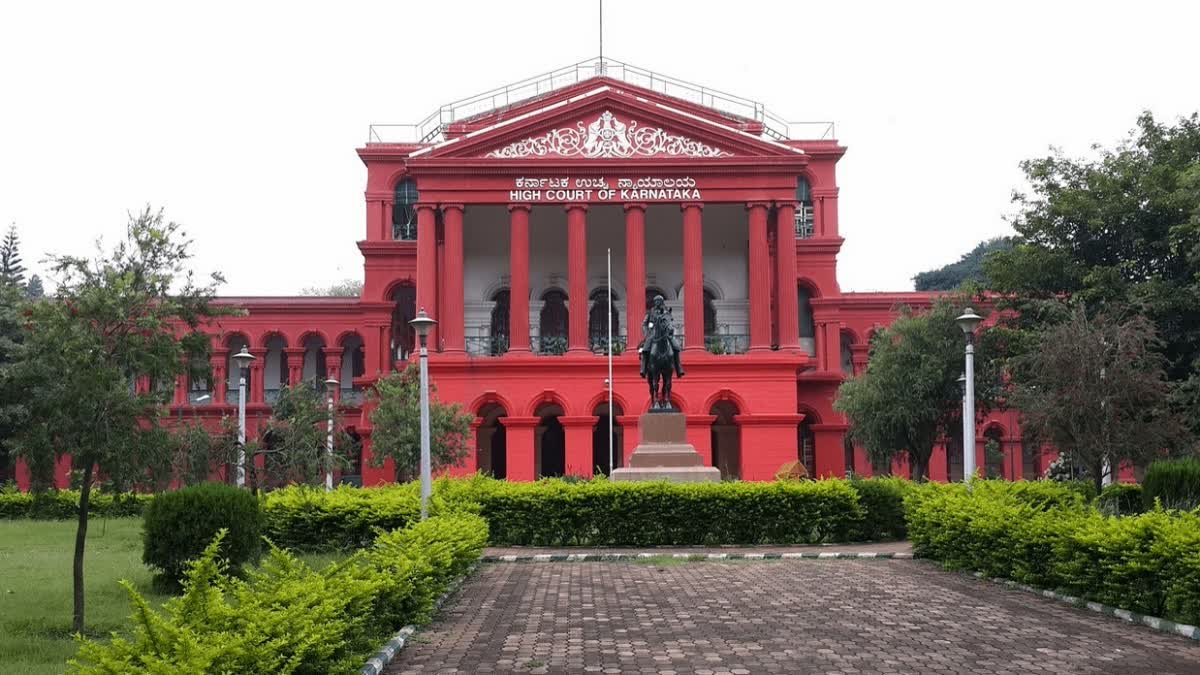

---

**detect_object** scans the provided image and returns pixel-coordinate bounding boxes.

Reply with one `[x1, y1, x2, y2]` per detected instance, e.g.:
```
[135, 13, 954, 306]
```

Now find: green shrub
[1143, 458, 1200, 511]
[1096, 483, 1145, 516]
[907, 485, 1200, 626]
[0, 486, 153, 519]
[142, 482, 264, 583]
[69, 514, 489, 675]
[262, 483, 422, 552]
[849, 477, 912, 540]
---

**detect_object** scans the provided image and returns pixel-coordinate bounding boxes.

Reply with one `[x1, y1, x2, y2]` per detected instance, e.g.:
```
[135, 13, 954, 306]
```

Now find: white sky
[2, 1, 1197, 295]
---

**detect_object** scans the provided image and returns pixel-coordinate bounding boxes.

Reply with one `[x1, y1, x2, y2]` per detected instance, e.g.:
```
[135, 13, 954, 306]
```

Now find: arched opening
[538, 289, 568, 354]
[534, 403, 565, 477]
[703, 288, 717, 339]
[476, 403, 508, 479]
[798, 420, 816, 478]
[225, 335, 251, 404]
[264, 335, 287, 404]
[592, 402, 623, 476]
[795, 176, 815, 238]
[710, 401, 741, 479]
[588, 287, 620, 351]
[391, 283, 416, 362]
[341, 429, 363, 487]
[840, 332, 854, 375]
[798, 285, 816, 356]
[489, 288, 510, 354]
[984, 426, 1005, 479]
[301, 334, 327, 388]
[339, 333, 365, 385]
[392, 178, 419, 241]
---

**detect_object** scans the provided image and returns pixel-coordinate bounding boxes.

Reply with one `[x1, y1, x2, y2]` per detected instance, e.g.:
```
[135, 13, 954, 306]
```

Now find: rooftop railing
[367, 57, 834, 144]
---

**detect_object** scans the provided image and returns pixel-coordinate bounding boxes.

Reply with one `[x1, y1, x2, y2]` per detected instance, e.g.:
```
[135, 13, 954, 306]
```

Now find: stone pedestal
[611, 412, 721, 483]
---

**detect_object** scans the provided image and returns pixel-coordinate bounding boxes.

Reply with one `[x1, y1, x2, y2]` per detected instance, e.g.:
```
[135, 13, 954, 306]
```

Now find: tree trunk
[72, 459, 94, 634]
[1092, 459, 1105, 497]
[911, 451, 930, 482]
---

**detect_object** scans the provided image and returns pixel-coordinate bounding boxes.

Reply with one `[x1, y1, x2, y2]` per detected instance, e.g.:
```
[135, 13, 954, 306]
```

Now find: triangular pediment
[409, 82, 804, 162]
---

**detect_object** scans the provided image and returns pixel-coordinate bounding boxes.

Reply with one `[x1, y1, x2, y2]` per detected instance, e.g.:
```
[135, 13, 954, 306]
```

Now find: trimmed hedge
[848, 477, 912, 540]
[143, 482, 264, 583]
[907, 483, 1200, 626]
[1143, 458, 1200, 511]
[69, 514, 489, 675]
[1096, 482, 1145, 516]
[262, 483, 423, 552]
[262, 477, 884, 548]
[0, 488, 152, 519]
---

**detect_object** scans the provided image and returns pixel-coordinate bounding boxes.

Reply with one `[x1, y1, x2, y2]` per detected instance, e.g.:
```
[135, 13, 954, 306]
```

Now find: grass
[0, 517, 348, 675]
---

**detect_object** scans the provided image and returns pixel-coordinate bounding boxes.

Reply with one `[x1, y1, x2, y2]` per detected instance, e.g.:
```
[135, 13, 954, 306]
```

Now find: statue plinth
[610, 412, 721, 483]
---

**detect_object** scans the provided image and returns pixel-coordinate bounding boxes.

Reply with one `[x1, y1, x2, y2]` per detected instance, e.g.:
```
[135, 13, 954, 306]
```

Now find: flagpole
[607, 247, 614, 475]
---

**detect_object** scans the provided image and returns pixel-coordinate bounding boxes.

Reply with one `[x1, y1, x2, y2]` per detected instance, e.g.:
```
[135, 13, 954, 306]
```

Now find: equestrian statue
[638, 294, 685, 410]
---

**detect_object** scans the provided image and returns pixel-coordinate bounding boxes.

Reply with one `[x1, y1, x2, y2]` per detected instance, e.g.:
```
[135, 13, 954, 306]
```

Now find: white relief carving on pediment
[484, 110, 732, 159]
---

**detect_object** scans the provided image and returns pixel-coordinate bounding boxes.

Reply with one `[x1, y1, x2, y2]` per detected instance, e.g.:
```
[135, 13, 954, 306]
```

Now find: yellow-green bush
[0, 486, 152, 518]
[907, 483, 1200, 625]
[68, 514, 488, 675]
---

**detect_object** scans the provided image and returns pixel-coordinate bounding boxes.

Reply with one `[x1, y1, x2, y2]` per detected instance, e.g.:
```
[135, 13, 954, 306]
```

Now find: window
[490, 289, 510, 346]
[588, 288, 619, 348]
[540, 290, 568, 339]
[703, 289, 717, 338]
[795, 177, 815, 239]
[392, 179, 419, 240]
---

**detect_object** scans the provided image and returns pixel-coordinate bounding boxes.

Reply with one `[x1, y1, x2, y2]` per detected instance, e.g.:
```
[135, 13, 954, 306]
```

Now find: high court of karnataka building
[167, 60, 1033, 485]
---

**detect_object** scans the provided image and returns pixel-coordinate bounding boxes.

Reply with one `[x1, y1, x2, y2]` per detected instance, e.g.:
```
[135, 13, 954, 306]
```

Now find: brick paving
[483, 541, 914, 558]
[385, 559, 1200, 675]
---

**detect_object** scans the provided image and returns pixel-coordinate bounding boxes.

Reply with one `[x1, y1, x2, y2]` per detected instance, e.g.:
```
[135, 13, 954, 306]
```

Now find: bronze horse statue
[644, 315, 676, 410]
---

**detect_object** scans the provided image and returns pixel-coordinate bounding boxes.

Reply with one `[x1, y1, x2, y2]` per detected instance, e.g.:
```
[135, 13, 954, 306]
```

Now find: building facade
[5, 59, 1039, 490]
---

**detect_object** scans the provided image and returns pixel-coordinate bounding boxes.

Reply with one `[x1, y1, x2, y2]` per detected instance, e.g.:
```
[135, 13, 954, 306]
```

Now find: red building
[8, 59, 1036, 490]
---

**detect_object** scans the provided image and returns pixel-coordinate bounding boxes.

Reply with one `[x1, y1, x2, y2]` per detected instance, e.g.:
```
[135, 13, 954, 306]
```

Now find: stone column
[681, 202, 704, 349]
[285, 348, 305, 387]
[212, 350, 228, 405]
[508, 204, 532, 352]
[560, 416, 599, 477]
[415, 203, 438, 348]
[503, 417, 540, 482]
[623, 203, 646, 348]
[440, 204, 465, 352]
[746, 202, 772, 351]
[811, 423, 848, 479]
[249, 348, 267, 404]
[736, 414, 804, 480]
[823, 321, 841, 373]
[323, 347, 344, 403]
[566, 203, 589, 352]
[775, 200, 800, 350]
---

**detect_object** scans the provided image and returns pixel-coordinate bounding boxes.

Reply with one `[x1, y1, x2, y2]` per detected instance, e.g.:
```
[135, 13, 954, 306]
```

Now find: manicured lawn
[0, 517, 346, 675]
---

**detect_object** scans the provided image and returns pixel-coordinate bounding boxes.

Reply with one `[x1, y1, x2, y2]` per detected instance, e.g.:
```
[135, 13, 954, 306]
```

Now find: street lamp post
[409, 307, 437, 521]
[955, 308, 983, 483]
[323, 377, 340, 492]
[231, 347, 256, 488]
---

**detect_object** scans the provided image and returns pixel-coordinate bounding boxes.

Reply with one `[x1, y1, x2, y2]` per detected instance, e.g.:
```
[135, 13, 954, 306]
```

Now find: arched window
[798, 286, 815, 356]
[490, 289, 510, 354]
[795, 177, 815, 238]
[840, 333, 854, 375]
[588, 288, 619, 350]
[539, 289, 568, 353]
[392, 179, 419, 240]
[703, 288, 717, 338]
[391, 284, 416, 361]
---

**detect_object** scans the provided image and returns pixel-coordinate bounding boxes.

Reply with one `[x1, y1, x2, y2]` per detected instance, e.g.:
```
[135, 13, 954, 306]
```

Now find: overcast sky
[2, 1, 1197, 295]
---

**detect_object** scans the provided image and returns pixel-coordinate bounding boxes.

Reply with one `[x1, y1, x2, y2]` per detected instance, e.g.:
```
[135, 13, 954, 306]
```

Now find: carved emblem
[485, 110, 732, 159]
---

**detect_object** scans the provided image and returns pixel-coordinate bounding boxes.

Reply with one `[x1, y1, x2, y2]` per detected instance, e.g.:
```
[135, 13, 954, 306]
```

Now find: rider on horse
[638, 294, 685, 379]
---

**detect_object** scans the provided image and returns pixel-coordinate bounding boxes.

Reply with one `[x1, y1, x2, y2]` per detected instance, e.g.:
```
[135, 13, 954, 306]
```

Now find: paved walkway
[386, 559, 1200, 674]
[483, 541, 914, 559]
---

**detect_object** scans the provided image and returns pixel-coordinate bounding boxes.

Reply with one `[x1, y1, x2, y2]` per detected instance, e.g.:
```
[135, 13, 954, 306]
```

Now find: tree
[299, 278, 362, 297]
[1009, 306, 1189, 493]
[0, 283, 26, 483]
[25, 274, 44, 299]
[984, 112, 1200, 431]
[368, 364, 473, 482]
[835, 296, 1001, 480]
[247, 383, 352, 490]
[12, 207, 227, 633]
[913, 237, 1013, 291]
[0, 224, 26, 288]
